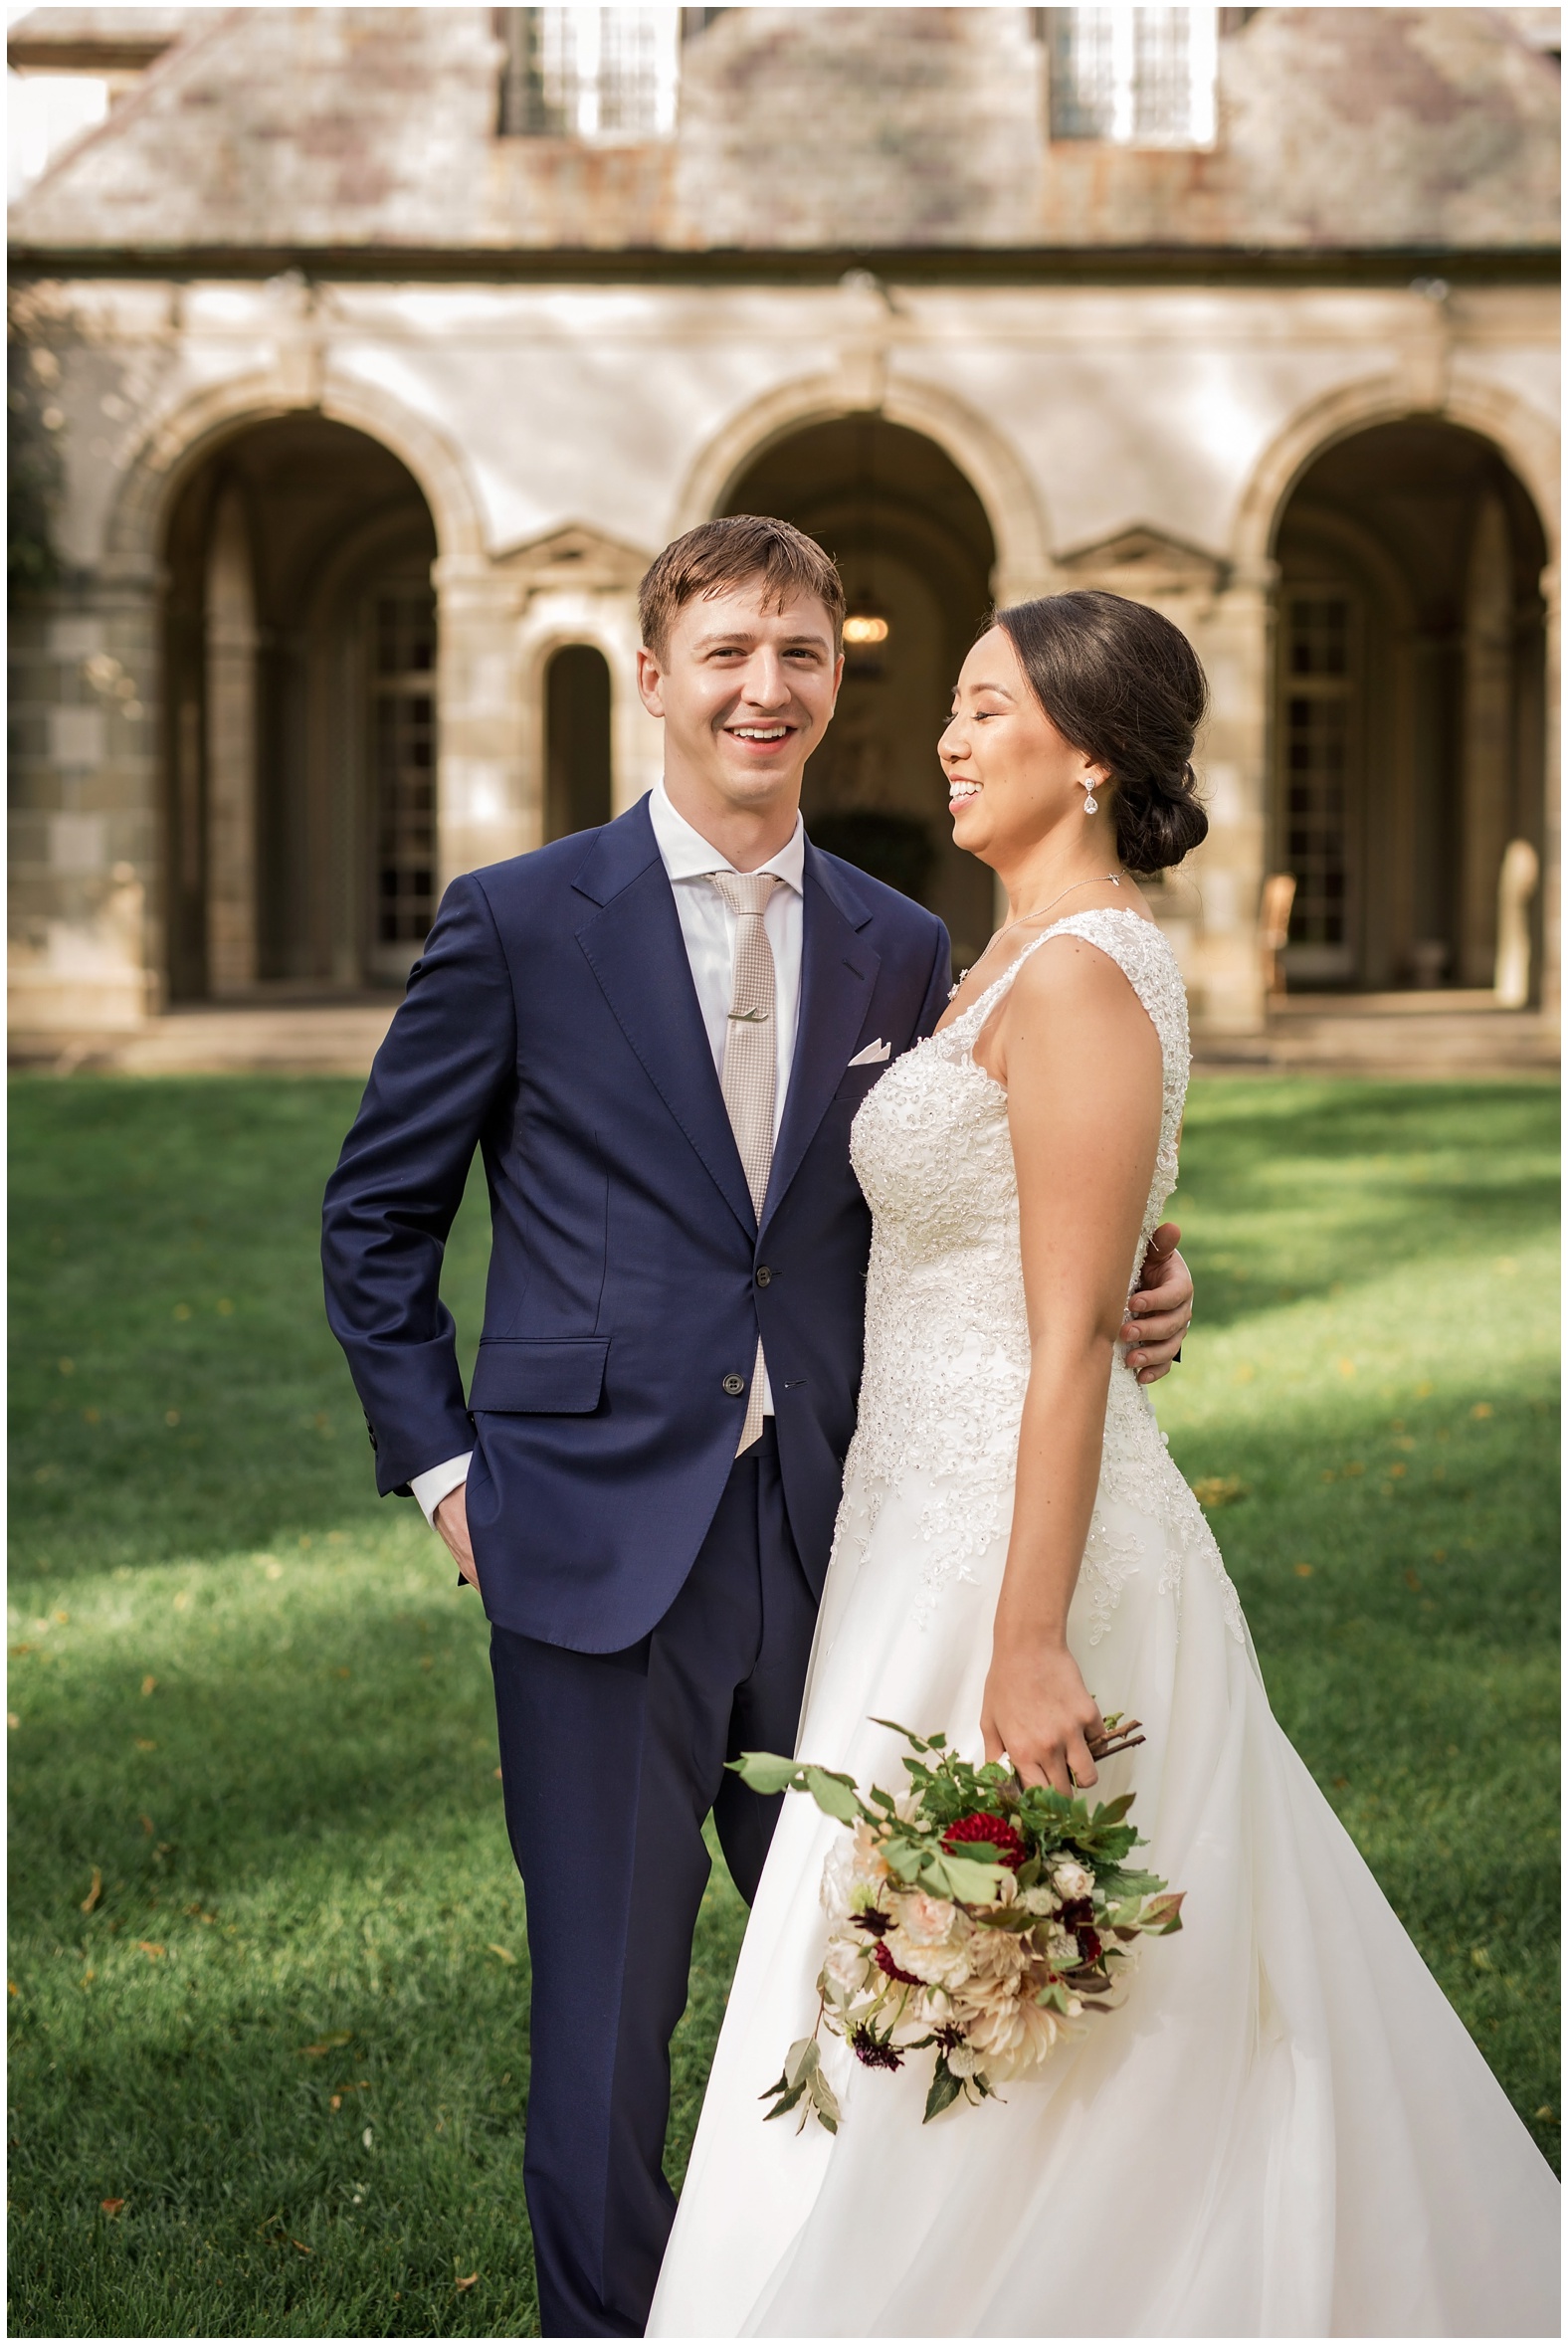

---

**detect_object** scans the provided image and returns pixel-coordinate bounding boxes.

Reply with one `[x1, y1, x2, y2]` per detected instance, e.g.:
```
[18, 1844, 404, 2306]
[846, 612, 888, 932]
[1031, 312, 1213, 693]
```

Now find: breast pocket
[468, 1338, 609, 1415]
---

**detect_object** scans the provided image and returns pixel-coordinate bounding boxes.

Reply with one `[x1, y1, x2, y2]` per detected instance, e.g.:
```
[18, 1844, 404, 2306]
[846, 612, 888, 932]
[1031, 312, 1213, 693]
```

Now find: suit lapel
[573, 803, 757, 1240]
[762, 847, 880, 1236]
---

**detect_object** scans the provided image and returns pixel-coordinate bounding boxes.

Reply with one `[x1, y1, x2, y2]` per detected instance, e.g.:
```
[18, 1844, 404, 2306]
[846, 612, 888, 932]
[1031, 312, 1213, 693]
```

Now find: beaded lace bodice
[838, 908, 1240, 1639]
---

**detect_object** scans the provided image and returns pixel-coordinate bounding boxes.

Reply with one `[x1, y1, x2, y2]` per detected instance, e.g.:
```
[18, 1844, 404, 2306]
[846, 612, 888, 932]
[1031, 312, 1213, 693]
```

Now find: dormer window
[1045, 7, 1219, 148]
[497, 7, 681, 140]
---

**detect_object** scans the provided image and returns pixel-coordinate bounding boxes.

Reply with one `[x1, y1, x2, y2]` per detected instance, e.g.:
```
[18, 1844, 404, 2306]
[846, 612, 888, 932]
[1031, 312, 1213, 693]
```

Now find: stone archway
[676, 368, 1053, 608]
[1271, 418, 1550, 998]
[160, 413, 441, 999]
[721, 413, 1001, 971]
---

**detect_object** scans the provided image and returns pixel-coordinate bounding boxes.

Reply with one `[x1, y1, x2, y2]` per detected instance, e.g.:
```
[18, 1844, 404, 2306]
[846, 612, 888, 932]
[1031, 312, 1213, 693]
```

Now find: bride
[648, 591, 1558, 2338]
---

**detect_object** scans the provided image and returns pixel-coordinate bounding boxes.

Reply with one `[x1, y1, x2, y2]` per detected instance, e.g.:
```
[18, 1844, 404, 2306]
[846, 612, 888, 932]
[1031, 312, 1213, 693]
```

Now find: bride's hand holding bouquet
[981, 1632, 1106, 1798]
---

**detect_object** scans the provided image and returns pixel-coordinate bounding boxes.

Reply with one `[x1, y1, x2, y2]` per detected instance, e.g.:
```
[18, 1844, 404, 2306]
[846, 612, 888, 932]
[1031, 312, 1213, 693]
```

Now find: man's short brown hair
[638, 514, 846, 663]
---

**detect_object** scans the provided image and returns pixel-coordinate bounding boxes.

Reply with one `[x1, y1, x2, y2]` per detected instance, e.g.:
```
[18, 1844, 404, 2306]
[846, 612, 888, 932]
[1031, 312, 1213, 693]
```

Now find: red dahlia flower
[874, 1941, 924, 1986]
[942, 1811, 1028, 1869]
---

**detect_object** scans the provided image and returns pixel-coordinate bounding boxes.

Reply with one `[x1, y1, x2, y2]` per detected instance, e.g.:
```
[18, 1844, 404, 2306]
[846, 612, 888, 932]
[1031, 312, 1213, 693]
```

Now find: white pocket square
[848, 1039, 890, 1067]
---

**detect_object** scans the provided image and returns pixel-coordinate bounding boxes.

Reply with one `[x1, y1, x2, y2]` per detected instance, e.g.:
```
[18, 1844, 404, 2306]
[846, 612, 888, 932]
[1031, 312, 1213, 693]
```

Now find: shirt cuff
[410, 1452, 473, 1525]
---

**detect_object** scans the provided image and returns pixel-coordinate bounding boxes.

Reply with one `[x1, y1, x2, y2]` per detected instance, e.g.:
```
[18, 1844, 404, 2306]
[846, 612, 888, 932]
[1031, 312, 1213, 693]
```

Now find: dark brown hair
[991, 590, 1209, 874]
[638, 514, 846, 662]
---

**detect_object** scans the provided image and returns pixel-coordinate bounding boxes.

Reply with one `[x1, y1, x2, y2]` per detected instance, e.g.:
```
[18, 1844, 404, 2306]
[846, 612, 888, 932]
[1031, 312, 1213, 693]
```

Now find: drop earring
[1081, 781, 1098, 815]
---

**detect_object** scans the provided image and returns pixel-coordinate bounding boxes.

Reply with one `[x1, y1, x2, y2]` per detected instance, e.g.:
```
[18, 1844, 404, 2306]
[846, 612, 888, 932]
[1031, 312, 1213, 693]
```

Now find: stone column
[1459, 494, 1514, 987]
[433, 555, 528, 883]
[8, 560, 163, 1037]
[1539, 562, 1560, 1021]
[1184, 560, 1275, 1035]
[204, 484, 259, 995]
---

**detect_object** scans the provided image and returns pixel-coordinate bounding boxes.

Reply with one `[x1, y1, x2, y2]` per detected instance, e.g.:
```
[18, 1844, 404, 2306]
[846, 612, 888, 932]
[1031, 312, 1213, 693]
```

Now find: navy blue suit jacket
[321, 794, 951, 1653]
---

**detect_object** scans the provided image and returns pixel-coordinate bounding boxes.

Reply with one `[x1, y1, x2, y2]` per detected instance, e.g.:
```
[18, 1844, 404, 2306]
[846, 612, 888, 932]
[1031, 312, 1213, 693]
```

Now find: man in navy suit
[322, 516, 1193, 2335]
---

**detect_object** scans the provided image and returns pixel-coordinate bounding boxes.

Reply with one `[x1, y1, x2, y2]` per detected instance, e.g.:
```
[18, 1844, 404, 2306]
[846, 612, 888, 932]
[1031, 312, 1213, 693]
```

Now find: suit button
[721, 1372, 745, 1397]
[755, 1265, 772, 1287]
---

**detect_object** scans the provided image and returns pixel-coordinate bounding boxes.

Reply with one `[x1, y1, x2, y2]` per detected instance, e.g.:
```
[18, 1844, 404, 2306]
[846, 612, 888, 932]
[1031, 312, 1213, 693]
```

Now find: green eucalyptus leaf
[763, 2078, 809, 2122]
[923, 2056, 962, 2124]
[802, 1766, 860, 1824]
[783, 2037, 820, 2088]
[808, 2068, 841, 2133]
[924, 1852, 1009, 1904]
[729, 1751, 804, 1796]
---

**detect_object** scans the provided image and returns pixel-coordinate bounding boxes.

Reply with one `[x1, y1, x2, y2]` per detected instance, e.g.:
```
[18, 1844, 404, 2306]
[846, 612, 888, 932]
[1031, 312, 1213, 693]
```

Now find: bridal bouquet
[730, 1721, 1183, 2129]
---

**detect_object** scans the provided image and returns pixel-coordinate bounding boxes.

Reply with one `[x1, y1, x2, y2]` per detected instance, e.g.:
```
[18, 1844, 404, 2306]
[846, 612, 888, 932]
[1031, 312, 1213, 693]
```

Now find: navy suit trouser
[490, 1426, 818, 2338]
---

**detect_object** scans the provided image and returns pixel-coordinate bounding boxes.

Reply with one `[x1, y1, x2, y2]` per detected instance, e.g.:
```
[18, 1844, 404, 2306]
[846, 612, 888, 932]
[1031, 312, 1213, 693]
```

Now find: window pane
[372, 586, 439, 951]
[497, 8, 680, 139]
[1282, 593, 1356, 952]
[1047, 7, 1217, 148]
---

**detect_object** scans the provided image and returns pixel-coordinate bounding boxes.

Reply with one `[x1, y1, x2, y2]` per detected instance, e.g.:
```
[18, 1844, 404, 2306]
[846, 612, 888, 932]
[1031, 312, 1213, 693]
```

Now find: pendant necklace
[949, 872, 1124, 1000]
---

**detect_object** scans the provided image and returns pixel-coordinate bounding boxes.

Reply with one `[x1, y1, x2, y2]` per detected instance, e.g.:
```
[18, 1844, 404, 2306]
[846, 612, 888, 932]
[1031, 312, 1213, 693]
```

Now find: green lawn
[8, 1074, 1559, 2338]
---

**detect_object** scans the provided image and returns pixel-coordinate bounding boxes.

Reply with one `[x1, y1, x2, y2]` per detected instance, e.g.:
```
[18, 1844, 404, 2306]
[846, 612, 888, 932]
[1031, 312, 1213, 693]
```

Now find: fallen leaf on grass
[1470, 1401, 1494, 1420]
[100, 2199, 125, 2218]
[456, 2273, 479, 2291]
[139, 1815, 153, 1835]
[487, 1943, 516, 1964]
[136, 1941, 165, 1959]
[291, 2240, 312, 2254]
[1191, 1475, 1249, 1511]
[140, 1675, 156, 1697]
[6, 1714, 19, 1731]
[297, 2031, 352, 2056]
[134, 1737, 157, 1752]
[81, 1866, 102, 1914]
[8, 1982, 18, 1996]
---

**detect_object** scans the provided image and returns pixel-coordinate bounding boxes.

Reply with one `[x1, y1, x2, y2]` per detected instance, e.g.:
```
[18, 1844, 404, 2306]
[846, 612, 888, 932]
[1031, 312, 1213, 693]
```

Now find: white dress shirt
[411, 784, 807, 1525]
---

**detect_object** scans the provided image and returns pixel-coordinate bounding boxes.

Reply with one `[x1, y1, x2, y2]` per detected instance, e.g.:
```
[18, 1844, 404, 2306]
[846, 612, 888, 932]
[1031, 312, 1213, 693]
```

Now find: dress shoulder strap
[1040, 910, 1191, 1089]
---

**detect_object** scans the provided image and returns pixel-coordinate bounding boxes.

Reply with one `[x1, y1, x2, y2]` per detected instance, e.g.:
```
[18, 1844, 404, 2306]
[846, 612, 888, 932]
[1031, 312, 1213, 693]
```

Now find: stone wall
[7, 269, 1557, 1035]
[10, 8, 1560, 259]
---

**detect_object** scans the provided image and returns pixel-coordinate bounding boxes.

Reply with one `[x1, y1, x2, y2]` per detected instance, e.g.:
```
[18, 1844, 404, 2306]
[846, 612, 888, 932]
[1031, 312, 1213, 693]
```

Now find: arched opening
[1273, 420, 1547, 996]
[160, 415, 439, 999]
[721, 417, 998, 971]
[544, 645, 613, 841]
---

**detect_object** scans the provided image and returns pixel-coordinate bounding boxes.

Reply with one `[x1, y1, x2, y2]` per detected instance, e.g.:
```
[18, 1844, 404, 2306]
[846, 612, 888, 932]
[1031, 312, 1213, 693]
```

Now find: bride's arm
[977, 937, 1163, 1796]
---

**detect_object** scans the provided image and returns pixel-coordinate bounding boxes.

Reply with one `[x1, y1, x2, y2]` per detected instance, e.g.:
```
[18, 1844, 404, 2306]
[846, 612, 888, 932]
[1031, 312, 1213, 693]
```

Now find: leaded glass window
[1046, 7, 1218, 147]
[497, 8, 681, 139]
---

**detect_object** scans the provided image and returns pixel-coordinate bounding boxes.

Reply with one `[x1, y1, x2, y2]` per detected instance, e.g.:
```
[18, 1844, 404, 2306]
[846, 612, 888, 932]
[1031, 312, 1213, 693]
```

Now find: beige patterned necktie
[708, 869, 780, 1454]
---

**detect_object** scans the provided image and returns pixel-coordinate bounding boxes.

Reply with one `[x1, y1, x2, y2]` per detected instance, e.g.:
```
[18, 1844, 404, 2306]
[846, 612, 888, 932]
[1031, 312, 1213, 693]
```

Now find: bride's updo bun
[992, 590, 1209, 874]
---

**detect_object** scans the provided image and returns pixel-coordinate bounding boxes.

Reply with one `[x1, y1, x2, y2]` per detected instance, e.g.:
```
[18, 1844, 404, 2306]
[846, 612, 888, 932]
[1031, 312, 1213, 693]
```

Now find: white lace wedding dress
[649, 911, 1558, 2339]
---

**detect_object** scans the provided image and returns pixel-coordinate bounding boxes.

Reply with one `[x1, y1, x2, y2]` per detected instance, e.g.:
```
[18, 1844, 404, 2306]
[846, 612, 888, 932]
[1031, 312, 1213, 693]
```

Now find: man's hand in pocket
[435, 1483, 480, 1590]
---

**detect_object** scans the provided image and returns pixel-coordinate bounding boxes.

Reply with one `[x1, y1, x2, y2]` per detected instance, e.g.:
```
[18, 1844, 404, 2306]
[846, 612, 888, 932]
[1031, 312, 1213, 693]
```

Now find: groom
[322, 514, 1193, 2336]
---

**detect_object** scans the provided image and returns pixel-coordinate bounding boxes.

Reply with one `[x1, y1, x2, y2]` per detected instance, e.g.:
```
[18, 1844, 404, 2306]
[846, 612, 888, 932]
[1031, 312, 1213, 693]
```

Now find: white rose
[1050, 1857, 1095, 1901]
[821, 1931, 870, 1998]
[895, 1891, 960, 1947]
[883, 1933, 972, 1992]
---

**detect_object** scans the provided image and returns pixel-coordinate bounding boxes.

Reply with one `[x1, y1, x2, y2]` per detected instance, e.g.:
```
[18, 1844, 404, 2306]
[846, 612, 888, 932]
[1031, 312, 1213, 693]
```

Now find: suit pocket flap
[469, 1338, 609, 1415]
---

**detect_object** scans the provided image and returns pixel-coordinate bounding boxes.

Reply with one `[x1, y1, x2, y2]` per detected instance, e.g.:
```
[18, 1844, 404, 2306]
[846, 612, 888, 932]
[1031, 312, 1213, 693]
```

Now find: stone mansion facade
[7, 6, 1560, 1045]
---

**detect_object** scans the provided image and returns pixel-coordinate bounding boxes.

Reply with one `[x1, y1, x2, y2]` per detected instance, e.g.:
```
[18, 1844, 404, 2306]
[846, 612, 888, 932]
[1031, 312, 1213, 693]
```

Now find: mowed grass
[8, 1074, 1559, 2337]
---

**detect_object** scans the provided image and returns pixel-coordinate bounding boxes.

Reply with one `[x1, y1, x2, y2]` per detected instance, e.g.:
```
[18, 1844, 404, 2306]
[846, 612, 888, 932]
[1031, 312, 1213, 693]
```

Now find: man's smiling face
[637, 578, 844, 828]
